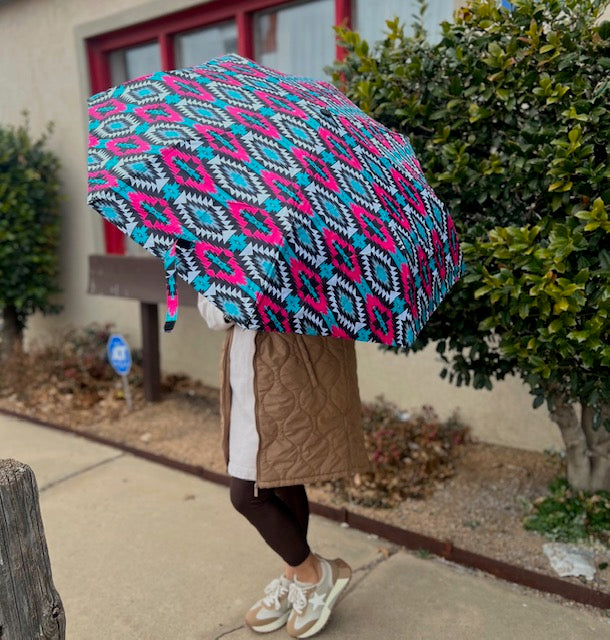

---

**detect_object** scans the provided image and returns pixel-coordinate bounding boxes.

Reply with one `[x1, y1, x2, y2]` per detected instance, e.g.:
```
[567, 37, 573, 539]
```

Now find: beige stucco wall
[0, 0, 566, 452]
[0, 0, 229, 395]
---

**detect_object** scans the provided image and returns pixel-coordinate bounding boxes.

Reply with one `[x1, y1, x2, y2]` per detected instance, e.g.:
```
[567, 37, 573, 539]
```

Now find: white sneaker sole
[295, 573, 351, 638]
[248, 609, 291, 633]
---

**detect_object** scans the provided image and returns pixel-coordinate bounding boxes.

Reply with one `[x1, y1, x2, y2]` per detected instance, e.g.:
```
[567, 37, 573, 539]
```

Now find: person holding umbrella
[87, 54, 463, 637]
[198, 292, 370, 637]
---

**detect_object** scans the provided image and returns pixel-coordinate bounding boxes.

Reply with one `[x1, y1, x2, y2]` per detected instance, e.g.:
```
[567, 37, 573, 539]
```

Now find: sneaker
[286, 557, 352, 638]
[245, 575, 293, 633]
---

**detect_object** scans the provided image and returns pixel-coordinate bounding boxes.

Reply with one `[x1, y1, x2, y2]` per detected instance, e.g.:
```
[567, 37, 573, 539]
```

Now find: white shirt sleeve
[197, 293, 232, 331]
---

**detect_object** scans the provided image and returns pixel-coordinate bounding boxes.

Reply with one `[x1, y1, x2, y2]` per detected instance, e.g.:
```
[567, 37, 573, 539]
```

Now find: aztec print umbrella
[87, 54, 462, 347]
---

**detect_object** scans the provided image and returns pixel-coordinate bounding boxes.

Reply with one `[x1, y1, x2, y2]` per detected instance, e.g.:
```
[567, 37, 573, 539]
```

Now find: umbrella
[87, 54, 462, 347]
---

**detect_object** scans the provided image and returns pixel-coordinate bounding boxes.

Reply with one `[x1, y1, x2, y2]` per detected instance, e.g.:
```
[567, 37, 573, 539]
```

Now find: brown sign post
[88, 254, 198, 402]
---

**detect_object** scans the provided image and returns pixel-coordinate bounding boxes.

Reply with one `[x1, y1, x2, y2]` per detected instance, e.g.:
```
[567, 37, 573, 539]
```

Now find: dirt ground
[2, 377, 608, 597]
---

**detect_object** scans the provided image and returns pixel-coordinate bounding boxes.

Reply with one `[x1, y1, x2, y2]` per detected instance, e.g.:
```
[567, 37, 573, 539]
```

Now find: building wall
[0, 0, 565, 451]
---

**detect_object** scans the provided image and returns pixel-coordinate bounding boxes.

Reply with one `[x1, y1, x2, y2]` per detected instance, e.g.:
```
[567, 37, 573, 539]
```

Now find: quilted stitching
[253, 332, 370, 487]
[219, 330, 371, 487]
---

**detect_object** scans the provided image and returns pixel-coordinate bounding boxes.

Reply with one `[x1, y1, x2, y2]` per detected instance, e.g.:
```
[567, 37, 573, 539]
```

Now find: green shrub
[524, 477, 610, 546]
[332, 0, 610, 491]
[0, 115, 61, 355]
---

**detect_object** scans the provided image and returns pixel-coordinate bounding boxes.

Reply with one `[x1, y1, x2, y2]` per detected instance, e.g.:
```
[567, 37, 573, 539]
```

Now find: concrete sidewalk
[1, 413, 608, 640]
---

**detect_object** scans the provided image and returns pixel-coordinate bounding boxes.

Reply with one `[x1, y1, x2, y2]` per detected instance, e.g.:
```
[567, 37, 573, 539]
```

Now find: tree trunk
[548, 396, 592, 491]
[582, 403, 610, 493]
[0, 459, 66, 640]
[548, 396, 610, 493]
[1, 305, 23, 361]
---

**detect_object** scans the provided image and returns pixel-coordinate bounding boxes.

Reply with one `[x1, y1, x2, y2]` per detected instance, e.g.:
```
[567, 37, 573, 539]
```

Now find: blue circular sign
[107, 334, 132, 376]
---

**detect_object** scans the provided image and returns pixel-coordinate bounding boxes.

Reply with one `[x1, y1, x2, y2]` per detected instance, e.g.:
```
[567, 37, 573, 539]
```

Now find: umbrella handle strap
[163, 242, 178, 332]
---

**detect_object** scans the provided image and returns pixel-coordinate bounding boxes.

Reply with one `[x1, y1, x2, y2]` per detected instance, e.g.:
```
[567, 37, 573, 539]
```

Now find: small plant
[54, 324, 116, 392]
[523, 477, 610, 546]
[0, 323, 142, 409]
[322, 398, 470, 508]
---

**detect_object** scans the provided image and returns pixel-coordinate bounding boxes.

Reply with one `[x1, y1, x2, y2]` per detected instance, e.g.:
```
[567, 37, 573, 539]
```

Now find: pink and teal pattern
[87, 54, 463, 347]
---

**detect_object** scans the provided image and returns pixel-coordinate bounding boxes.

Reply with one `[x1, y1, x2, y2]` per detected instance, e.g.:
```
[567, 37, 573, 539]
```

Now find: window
[87, 0, 454, 254]
[253, 0, 335, 79]
[175, 21, 238, 68]
[108, 41, 160, 85]
[353, 0, 454, 43]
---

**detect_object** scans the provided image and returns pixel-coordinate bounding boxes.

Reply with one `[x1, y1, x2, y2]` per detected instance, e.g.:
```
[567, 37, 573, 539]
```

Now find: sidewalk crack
[347, 544, 400, 595]
[355, 544, 400, 576]
[213, 623, 245, 639]
[39, 452, 125, 492]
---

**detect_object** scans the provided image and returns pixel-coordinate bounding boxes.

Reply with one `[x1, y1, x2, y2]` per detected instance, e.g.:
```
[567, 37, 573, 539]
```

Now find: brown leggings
[230, 478, 311, 567]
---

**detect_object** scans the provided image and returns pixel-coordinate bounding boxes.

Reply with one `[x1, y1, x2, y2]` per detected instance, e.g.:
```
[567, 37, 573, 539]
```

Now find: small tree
[332, 0, 610, 490]
[0, 117, 61, 357]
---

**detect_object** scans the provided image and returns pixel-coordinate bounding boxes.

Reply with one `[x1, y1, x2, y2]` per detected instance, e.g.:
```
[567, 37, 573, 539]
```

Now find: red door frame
[87, 0, 352, 254]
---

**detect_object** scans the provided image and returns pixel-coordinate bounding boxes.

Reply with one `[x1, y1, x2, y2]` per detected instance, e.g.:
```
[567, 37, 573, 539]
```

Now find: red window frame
[87, 0, 352, 254]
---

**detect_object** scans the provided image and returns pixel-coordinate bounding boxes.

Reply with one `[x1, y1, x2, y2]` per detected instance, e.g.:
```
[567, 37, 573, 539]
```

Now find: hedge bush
[331, 0, 610, 490]
[0, 116, 61, 354]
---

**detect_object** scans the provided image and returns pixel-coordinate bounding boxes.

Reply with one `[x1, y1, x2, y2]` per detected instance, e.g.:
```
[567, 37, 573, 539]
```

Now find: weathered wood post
[0, 459, 65, 640]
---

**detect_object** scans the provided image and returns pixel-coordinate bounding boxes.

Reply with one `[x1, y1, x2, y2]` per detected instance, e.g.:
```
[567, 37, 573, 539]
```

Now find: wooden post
[140, 301, 161, 402]
[0, 459, 65, 640]
[88, 255, 201, 405]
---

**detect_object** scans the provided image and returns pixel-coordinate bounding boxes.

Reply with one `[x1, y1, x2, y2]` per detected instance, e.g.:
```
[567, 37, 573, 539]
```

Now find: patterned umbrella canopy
[87, 54, 462, 347]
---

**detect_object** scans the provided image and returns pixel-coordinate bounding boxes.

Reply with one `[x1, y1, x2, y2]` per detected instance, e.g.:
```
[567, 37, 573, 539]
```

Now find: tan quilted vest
[219, 329, 371, 488]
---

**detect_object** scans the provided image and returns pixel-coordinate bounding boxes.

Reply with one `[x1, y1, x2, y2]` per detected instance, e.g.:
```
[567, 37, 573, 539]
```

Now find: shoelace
[287, 581, 309, 616]
[262, 578, 288, 610]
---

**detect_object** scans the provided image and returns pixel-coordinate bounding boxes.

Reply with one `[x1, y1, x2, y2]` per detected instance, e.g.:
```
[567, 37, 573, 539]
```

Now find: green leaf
[584, 221, 601, 231]
[554, 299, 570, 313]
[478, 317, 497, 331]
[529, 356, 545, 368]
[568, 127, 582, 145]
[474, 285, 492, 299]
[532, 395, 545, 409]
[567, 330, 590, 343]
